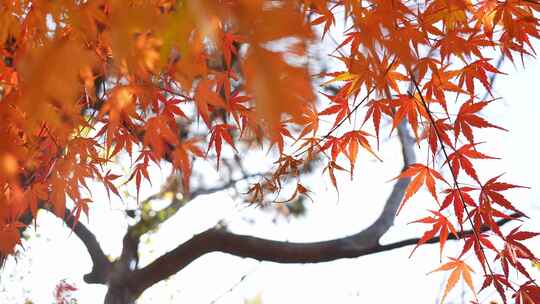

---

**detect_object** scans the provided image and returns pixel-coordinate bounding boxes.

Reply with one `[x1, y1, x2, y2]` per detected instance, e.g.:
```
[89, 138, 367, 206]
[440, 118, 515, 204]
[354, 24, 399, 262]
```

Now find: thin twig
[208, 264, 260, 304]
[410, 77, 496, 280]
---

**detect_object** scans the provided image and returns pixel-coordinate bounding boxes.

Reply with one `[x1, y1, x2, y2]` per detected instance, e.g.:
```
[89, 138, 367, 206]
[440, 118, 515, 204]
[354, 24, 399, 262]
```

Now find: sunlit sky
[2, 20, 540, 304]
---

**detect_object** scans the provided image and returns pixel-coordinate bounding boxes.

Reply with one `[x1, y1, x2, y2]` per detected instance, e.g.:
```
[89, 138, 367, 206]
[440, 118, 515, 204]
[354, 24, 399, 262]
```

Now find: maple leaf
[268, 123, 295, 155]
[496, 226, 539, 280]
[493, 0, 540, 62]
[413, 56, 441, 83]
[101, 170, 122, 200]
[319, 136, 344, 162]
[98, 86, 138, 128]
[127, 150, 156, 202]
[54, 280, 77, 304]
[393, 164, 447, 214]
[318, 90, 351, 129]
[24, 182, 49, 218]
[444, 143, 498, 182]
[310, 7, 335, 38]
[429, 257, 476, 304]
[440, 186, 477, 225]
[422, 65, 463, 112]
[295, 105, 319, 140]
[221, 32, 244, 69]
[335, 31, 363, 55]
[513, 281, 540, 304]
[435, 30, 495, 63]
[49, 175, 67, 218]
[245, 183, 264, 204]
[480, 274, 513, 304]
[383, 23, 428, 69]
[104, 126, 137, 158]
[277, 183, 313, 204]
[243, 46, 315, 128]
[322, 53, 371, 98]
[390, 94, 427, 140]
[410, 210, 458, 259]
[172, 137, 204, 191]
[340, 130, 381, 176]
[469, 200, 515, 239]
[454, 100, 507, 143]
[0, 222, 24, 255]
[162, 98, 189, 122]
[71, 198, 92, 230]
[272, 154, 303, 182]
[457, 59, 505, 96]
[362, 98, 392, 148]
[424, 0, 471, 31]
[373, 55, 408, 94]
[143, 115, 179, 158]
[479, 174, 528, 215]
[323, 160, 347, 193]
[459, 233, 498, 272]
[208, 124, 237, 168]
[193, 79, 224, 127]
[294, 136, 321, 161]
[225, 90, 252, 130]
[0, 2, 538, 302]
[419, 118, 453, 156]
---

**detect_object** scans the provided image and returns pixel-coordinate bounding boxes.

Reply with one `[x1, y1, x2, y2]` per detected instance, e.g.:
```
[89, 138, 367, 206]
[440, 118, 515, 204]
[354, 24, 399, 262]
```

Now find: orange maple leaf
[429, 257, 476, 303]
[393, 163, 447, 214]
[193, 79, 224, 127]
[410, 210, 458, 259]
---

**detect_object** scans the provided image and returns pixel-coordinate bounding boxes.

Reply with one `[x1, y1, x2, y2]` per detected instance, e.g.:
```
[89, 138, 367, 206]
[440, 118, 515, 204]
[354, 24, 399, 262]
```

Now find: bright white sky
[2, 25, 540, 304]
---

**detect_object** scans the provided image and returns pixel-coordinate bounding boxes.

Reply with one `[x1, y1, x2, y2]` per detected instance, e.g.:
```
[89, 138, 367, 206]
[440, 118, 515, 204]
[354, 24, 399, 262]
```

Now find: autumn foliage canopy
[1, 0, 539, 302]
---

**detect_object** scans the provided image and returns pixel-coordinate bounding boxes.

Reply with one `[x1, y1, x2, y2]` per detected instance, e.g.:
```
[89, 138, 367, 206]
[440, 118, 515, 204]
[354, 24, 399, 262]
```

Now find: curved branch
[356, 121, 416, 242]
[6, 204, 112, 284]
[127, 112, 418, 296]
[129, 213, 522, 296]
[45, 207, 113, 284]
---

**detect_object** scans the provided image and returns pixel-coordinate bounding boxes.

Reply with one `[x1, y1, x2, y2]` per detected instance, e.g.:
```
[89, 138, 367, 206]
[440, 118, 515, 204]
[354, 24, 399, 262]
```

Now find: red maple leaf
[410, 210, 458, 258]
[445, 143, 498, 182]
[393, 163, 447, 214]
[513, 281, 540, 304]
[479, 174, 528, 215]
[454, 100, 507, 143]
[440, 186, 477, 225]
[459, 233, 498, 271]
[208, 124, 237, 168]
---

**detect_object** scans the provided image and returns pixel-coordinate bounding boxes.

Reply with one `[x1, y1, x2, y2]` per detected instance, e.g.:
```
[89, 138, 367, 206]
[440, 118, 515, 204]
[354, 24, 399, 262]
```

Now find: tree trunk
[104, 285, 136, 304]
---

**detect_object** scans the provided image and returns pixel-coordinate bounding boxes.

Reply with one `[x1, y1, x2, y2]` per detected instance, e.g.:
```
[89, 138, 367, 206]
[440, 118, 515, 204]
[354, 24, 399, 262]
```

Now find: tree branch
[127, 112, 418, 296]
[190, 172, 266, 199]
[353, 120, 416, 243]
[128, 212, 522, 296]
[7, 204, 112, 284]
[44, 207, 113, 284]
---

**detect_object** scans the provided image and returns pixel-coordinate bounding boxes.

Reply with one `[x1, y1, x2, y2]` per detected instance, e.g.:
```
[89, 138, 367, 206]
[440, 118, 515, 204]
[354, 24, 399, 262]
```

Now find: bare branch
[6, 204, 112, 284]
[43, 207, 112, 284]
[127, 172, 265, 241]
[128, 213, 521, 296]
[352, 120, 416, 243]
[190, 172, 266, 199]
[209, 265, 259, 304]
